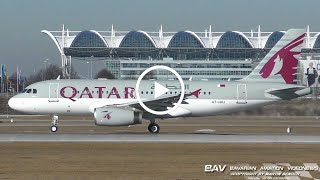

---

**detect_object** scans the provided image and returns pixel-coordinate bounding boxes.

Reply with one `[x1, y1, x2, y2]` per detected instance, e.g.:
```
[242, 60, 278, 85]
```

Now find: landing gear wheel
[50, 115, 59, 132]
[50, 125, 58, 132]
[148, 123, 160, 133]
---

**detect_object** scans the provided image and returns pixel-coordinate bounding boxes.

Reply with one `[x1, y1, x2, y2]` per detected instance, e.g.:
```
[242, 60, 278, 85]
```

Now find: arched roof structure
[216, 31, 254, 48]
[70, 30, 108, 47]
[167, 31, 205, 48]
[313, 34, 320, 48]
[119, 30, 157, 48]
[264, 31, 285, 48]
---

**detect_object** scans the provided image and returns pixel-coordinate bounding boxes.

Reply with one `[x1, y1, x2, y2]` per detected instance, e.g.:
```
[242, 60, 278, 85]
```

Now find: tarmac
[0, 133, 320, 143]
[1, 116, 320, 180]
[1, 115, 320, 143]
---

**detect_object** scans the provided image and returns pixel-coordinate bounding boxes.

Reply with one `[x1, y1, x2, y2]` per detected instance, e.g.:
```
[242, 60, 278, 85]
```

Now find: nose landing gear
[50, 125, 58, 132]
[50, 115, 59, 132]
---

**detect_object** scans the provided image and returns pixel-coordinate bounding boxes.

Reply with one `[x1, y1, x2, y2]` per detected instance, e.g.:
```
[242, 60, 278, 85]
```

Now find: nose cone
[8, 97, 17, 110]
[8, 96, 34, 113]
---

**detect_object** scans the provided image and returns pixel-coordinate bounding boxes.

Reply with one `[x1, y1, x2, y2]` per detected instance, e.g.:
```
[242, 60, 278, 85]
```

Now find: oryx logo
[260, 33, 305, 84]
[102, 111, 112, 120]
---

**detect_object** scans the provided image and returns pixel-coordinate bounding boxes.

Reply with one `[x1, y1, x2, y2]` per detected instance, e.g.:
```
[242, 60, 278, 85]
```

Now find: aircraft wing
[117, 89, 201, 112]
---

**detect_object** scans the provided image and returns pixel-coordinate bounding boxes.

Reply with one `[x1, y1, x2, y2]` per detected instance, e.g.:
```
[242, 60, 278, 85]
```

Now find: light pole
[43, 59, 49, 80]
[90, 56, 94, 79]
[91, 61, 93, 79]
[87, 61, 90, 79]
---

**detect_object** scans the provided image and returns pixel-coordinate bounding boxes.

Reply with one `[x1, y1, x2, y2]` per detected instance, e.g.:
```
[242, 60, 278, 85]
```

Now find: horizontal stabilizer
[267, 87, 311, 100]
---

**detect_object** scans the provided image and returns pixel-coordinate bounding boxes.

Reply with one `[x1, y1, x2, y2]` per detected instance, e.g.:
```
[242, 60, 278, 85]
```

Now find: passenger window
[27, 89, 32, 93]
[204, 92, 206, 95]
[146, 91, 148, 94]
[33, 89, 37, 94]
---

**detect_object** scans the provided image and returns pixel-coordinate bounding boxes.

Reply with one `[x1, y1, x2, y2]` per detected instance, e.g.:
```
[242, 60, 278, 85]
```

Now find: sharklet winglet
[191, 89, 201, 98]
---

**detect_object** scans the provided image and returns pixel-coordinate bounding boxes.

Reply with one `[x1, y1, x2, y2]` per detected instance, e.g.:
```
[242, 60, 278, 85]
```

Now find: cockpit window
[23, 89, 37, 94]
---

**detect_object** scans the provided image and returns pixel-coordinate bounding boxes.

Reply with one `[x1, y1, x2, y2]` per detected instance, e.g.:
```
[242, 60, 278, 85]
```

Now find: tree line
[6, 64, 116, 92]
[5, 63, 156, 92]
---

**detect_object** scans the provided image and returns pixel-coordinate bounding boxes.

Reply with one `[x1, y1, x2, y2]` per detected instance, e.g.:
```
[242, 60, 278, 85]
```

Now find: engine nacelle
[94, 107, 142, 126]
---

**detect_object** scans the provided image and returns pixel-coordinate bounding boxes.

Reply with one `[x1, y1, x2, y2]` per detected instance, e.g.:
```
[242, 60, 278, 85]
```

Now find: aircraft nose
[8, 97, 17, 110]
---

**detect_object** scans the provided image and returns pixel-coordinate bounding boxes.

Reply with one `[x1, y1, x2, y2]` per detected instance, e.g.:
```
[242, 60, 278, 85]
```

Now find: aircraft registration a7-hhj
[9, 29, 312, 133]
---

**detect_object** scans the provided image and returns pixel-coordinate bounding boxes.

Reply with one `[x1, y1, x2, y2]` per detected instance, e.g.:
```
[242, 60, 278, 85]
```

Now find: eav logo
[204, 164, 227, 173]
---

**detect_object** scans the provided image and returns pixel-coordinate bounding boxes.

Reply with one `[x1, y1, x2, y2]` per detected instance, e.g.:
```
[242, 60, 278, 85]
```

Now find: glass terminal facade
[70, 30, 108, 47]
[313, 35, 320, 48]
[216, 31, 253, 48]
[264, 31, 285, 49]
[55, 28, 319, 81]
[119, 31, 156, 48]
[168, 31, 205, 48]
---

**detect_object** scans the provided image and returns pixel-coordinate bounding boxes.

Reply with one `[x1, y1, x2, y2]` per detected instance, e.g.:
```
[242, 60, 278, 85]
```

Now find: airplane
[8, 29, 312, 133]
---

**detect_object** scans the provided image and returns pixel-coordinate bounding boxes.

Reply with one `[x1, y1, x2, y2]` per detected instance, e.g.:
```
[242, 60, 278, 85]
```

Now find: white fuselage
[11, 97, 274, 117]
[8, 79, 297, 118]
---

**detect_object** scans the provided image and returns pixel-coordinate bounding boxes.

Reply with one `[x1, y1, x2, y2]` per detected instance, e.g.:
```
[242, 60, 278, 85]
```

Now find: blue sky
[0, 0, 319, 77]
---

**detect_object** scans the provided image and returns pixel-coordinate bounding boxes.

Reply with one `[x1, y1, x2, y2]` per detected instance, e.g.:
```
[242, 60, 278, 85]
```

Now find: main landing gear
[148, 123, 160, 133]
[50, 115, 59, 132]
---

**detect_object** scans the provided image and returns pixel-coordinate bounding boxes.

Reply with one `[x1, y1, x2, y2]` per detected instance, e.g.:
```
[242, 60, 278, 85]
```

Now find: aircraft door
[49, 83, 59, 102]
[237, 84, 247, 104]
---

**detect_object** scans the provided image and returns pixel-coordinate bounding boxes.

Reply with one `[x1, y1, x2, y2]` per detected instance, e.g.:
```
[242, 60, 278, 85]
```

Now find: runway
[1, 133, 320, 143]
[1, 116, 320, 143]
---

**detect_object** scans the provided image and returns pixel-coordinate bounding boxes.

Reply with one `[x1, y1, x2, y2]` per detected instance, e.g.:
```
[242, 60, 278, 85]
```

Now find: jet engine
[94, 107, 142, 126]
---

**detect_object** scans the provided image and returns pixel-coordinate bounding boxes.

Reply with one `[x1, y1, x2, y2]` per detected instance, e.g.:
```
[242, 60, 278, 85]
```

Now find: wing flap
[117, 89, 201, 112]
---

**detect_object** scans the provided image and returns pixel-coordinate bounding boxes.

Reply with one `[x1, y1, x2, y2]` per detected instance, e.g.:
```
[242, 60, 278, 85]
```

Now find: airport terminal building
[43, 25, 320, 82]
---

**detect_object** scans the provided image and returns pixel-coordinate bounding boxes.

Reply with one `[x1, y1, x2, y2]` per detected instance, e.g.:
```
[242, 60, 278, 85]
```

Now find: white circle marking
[135, 65, 185, 115]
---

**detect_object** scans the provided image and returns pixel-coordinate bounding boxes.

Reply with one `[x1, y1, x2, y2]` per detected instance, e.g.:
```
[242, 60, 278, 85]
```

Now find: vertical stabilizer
[241, 29, 305, 84]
